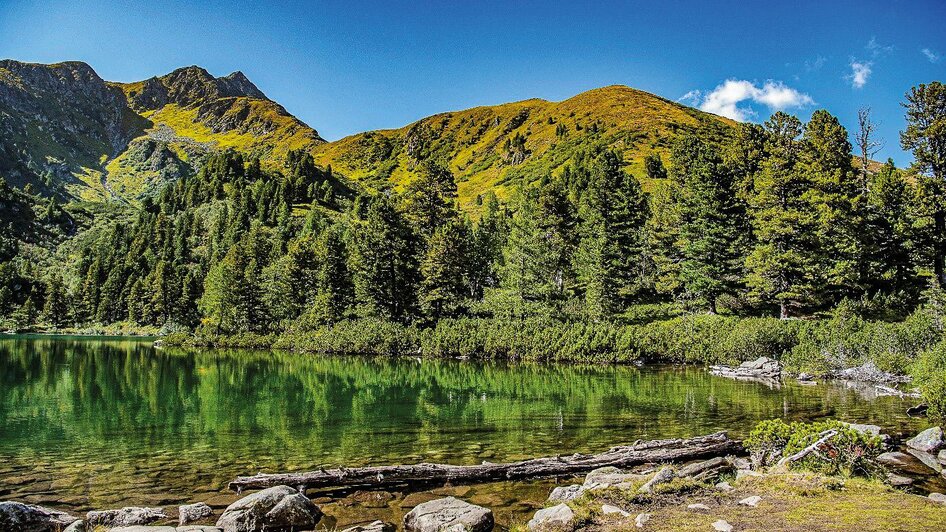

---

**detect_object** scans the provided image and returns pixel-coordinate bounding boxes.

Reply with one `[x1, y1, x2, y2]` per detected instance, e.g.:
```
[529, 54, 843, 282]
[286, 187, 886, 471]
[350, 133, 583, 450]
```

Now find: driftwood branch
[229, 431, 743, 493]
[777, 429, 837, 466]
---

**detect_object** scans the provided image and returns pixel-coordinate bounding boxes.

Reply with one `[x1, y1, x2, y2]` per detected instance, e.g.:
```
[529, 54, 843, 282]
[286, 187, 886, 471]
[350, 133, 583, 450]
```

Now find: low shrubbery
[913, 339, 946, 419]
[745, 419, 885, 477]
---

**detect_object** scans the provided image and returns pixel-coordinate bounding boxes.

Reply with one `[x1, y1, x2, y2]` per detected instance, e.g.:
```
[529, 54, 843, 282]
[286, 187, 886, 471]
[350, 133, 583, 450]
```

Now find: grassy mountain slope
[313, 85, 736, 207]
[0, 61, 327, 201]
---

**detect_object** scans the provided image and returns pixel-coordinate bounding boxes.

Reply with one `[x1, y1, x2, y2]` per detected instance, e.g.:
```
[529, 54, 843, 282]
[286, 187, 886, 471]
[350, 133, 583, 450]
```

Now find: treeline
[1, 83, 944, 335]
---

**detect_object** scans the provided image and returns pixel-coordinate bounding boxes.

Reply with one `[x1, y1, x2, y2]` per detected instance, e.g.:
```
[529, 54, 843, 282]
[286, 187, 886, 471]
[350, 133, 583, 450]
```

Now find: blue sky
[1, 0, 944, 164]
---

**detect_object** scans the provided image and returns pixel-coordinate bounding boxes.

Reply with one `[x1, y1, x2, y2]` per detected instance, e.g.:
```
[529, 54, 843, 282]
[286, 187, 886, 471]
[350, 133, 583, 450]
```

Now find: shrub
[913, 339, 946, 421]
[745, 419, 884, 477]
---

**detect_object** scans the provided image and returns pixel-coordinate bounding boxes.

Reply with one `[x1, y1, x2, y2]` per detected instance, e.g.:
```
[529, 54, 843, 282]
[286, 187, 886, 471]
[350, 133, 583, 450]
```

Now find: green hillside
[313, 85, 736, 207]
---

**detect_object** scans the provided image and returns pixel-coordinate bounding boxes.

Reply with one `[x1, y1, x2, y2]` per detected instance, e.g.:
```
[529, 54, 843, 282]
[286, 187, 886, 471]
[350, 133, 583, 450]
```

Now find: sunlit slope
[313, 85, 736, 207]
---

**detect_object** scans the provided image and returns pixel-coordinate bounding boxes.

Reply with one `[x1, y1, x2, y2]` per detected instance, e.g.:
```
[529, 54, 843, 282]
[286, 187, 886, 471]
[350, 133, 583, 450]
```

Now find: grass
[312, 85, 736, 210]
[516, 473, 946, 531]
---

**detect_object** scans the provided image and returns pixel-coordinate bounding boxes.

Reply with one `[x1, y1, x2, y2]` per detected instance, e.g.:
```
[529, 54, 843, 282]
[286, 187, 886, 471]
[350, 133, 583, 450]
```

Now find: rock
[178, 503, 213, 526]
[216, 486, 321, 532]
[736, 469, 763, 480]
[843, 423, 883, 436]
[906, 427, 944, 453]
[676, 457, 734, 482]
[583, 467, 648, 489]
[687, 503, 710, 511]
[907, 448, 943, 473]
[547, 484, 585, 502]
[713, 520, 734, 532]
[938, 450, 946, 466]
[886, 473, 914, 486]
[635, 513, 650, 528]
[177, 527, 224, 532]
[711, 357, 781, 380]
[876, 452, 939, 475]
[403, 497, 493, 532]
[739, 495, 762, 507]
[833, 361, 911, 384]
[929, 493, 946, 505]
[715, 481, 733, 491]
[86, 507, 166, 528]
[907, 403, 929, 417]
[527, 503, 574, 531]
[0, 502, 78, 532]
[340, 521, 396, 532]
[601, 504, 629, 517]
[797, 372, 815, 381]
[638, 466, 675, 493]
[732, 458, 752, 470]
[64, 521, 85, 532]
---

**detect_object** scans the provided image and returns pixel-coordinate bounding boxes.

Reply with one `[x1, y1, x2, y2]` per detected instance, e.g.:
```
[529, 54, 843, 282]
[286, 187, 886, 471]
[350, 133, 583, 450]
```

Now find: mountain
[313, 85, 736, 207]
[0, 61, 324, 202]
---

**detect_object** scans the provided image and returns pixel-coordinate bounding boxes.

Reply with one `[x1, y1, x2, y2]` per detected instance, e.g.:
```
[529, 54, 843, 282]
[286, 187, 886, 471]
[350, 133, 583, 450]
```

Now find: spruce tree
[420, 217, 472, 319]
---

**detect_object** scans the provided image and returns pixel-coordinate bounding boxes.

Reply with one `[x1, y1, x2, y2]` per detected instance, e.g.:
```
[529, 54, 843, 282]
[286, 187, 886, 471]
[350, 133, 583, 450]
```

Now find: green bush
[745, 419, 884, 477]
[913, 339, 946, 421]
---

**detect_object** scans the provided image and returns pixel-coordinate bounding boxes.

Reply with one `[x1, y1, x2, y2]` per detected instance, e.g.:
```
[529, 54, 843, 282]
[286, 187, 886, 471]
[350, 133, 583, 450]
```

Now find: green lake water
[0, 335, 928, 527]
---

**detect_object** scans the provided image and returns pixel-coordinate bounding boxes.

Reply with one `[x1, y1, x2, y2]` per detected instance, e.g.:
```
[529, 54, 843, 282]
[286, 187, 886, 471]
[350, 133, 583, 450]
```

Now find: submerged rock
[403, 497, 493, 532]
[216, 486, 321, 532]
[86, 506, 166, 528]
[527, 503, 574, 531]
[906, 427, 944, 453]
[0, 501, 78, 532]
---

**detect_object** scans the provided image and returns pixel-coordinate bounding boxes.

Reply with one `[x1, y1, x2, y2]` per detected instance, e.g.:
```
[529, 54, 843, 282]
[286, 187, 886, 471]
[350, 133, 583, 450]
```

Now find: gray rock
[547, 484, 585, 502]
[732, 458, 752, 470]
[713, 520, 734, 532]
[87, 507, 166, 528]
[635, 513, 650, 528]
[601, 504, 629, 517]
[938, 450, 946, 466]
[178, 503, 213, 526]
[833, 361, 910, 384]
[676, 457, 733, 482]
[216, 486, 321, 532]
[583, 466, 648, 489]
[929, 493, 946, 505]
[876, 452, 938, 475]
[711, 357, 781, 380]
[687, 503, 710, 511]
[739, 495, 762, 507]
[176, 527, 223, 532]
[64, 520, 85, 532]
[715, 481, 733, 491]
[887, 473, 914, 486]
[736, 469, 763, 480]
[638, 466, 675, 493]
[527, 503, 574, 531]
[843, 423, 883, 436]
[340, 521, 396, 532]
[906, 448, 943, 473]
[403, 497, 493, 532]
[0, 502, 78, 532]
[906, 426, 944, 453]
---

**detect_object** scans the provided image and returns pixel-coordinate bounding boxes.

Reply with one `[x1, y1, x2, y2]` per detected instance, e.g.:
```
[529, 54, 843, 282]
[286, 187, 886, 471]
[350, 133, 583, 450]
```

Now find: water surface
[0, 335, 925, 524]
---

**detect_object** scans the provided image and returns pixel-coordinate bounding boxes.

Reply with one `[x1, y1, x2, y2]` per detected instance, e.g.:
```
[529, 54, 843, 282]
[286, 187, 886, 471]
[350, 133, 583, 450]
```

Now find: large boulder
[179, 502, 214, 525]
[86, 507, 166, 528]
[215, 486, 322, 532]
[527, 503, 574, 531]
[906, 427, 944, 453]
[403, 497, 493, 532]
[0, 502, 78, 532]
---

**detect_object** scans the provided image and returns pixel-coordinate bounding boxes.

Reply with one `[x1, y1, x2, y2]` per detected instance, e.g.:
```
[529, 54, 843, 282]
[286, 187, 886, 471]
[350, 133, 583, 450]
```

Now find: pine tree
[420, 217, 473, 319]
[403, 161, 458, 243]
[314, 225, 354, 323]
[42, 275, 69, 327]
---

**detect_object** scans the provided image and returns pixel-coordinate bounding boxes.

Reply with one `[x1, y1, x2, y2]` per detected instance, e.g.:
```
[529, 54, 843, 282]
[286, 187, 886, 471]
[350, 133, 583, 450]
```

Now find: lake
[0, 335, 927, 527]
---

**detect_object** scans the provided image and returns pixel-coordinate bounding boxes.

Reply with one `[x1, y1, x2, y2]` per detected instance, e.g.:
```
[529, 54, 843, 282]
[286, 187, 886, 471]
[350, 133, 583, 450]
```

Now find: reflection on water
[0, 335, 925, 519]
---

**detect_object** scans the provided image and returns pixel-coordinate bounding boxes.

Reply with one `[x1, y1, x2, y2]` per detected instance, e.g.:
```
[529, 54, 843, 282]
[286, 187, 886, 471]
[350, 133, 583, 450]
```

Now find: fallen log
[777, 429, 837, 467]
[228, 431, 743, 493]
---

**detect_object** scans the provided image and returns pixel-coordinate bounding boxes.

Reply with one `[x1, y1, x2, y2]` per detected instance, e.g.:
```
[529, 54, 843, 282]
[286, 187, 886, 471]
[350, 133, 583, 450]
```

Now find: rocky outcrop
[402, 497, 493, 532]
[527, 503, 574, 531]
[0, 501, 77, 532]
[215, 486, 321, 532]
[832, 361, 911, 384]
[906, 427, 944, 453]
[86, 506, 166, 528]
[710, 357, 781, 380]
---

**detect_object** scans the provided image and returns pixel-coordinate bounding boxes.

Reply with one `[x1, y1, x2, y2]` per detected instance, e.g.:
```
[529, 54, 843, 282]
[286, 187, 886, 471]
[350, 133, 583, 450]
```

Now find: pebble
[635, 513, 651, 528]
[601, 504, 629, 517]
[715, 481, 733, 491]
[713, 519, 734, 531]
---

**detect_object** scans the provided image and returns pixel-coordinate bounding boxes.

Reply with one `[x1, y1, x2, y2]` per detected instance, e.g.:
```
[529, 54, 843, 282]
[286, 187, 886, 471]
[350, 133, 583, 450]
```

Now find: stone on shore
[638, 466, 675, 493]
[86, 507, 166, 528]
[583, 466, 648, 489]
[876, 452, 939, 475]
[601, 504, 629, 517]
[635, 513, 651, 528]
[63, 521, 85, 532]
[527, 503, 574, 531]
[833, 361, 910, 383]
[216, 486, 321, 532]
[739, 495, 762, 507]
[547, 484, 585, 502]
[0, 502, 78, 532]
[929, 493, 946, 505]
[713, 520, 734, 532]
[906, 427, 944, 453]
[711, 357, 781, 380]
[341, 521, 396, 532]
[178, 502, 213, 525]
[938, 450, 946, 466]
[403, 497, 493, 532]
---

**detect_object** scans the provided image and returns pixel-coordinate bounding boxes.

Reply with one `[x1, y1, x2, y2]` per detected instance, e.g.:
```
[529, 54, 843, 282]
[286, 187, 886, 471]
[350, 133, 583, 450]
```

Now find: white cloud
[677, 89, 702, 104]
[866, 37, 894, 57]
[922, 48, 941, 63]
[693, 79, 814, 122]
[847, 60, 872, 89]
